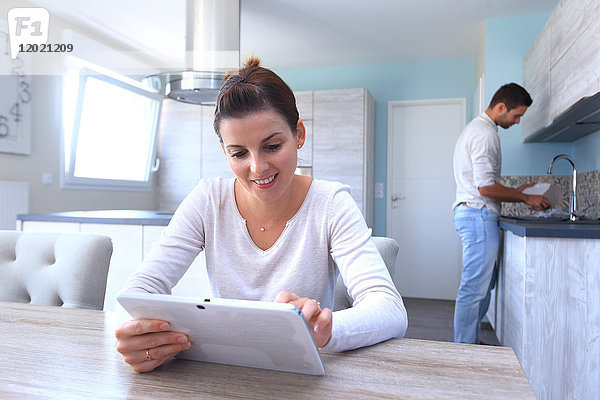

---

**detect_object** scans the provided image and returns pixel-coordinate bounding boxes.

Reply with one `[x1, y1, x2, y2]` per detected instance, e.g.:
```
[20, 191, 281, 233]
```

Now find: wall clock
[0, 19, 32, 155]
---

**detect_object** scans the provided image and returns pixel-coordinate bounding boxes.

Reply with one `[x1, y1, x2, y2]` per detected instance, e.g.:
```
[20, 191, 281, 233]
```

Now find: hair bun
[243, 55, 261, 70]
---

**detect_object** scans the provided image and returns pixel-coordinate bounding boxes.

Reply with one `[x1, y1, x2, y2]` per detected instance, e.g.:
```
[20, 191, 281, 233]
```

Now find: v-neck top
[232, 177, 310, 253]
[123, 177, 407, 352]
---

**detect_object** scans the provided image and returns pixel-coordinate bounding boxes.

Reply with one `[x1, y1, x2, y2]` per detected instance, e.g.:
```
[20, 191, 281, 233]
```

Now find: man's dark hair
[488, 83, 532, 111]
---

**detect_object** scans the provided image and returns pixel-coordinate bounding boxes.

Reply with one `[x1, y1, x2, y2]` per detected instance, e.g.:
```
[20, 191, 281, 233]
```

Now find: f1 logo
[7, 8, 49, 59]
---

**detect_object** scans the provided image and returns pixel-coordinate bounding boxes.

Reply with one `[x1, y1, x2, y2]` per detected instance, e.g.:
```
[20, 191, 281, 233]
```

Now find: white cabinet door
[20, 221, 80, 232]
[80, 223, 142, 311]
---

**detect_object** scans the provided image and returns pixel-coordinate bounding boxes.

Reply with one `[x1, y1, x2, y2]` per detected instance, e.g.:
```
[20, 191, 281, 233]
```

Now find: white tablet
[117, 292, 325, 375]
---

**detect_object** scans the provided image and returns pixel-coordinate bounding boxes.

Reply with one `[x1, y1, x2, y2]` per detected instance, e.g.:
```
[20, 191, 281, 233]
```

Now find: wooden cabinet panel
[522, 22, 551, 141]
[313, 88, 368, 219]
[550, 17, 600, 120]
[297, 119, 313, 167]
[201, 105, 234, 180]
[494, 230, 600, 400]
[495, 231, 525, 361]
[551, 0, 591, 67]
[523, 0, 600, 140]
[157, 100, 202, 211]
[294, 90, 313, 121]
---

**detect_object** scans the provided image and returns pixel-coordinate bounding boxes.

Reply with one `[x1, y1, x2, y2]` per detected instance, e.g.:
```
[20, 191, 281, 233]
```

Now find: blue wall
[276, 13, 600, 234]
[574, 130, 600, 172]
[278, 59, 475, 235]
[485, 15, 583, 176]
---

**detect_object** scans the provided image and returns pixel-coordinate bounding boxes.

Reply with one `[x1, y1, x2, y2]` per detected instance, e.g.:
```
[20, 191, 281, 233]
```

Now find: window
[62, 59, 162, 190]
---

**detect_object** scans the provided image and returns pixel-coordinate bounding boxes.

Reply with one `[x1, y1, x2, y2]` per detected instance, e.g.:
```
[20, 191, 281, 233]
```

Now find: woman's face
[219, 109, 305, 203]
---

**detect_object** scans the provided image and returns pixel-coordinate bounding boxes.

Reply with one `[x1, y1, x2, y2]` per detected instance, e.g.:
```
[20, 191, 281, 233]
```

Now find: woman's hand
[115, 319, 191, 373]
[274, 291, 332, 348]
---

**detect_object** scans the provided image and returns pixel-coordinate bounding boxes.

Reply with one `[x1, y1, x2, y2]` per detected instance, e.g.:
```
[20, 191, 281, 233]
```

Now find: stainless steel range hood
[144, 0, 240, 105]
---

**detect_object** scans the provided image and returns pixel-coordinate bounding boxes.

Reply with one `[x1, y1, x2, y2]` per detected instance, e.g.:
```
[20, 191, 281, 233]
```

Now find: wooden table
[0, 302, 535, 399]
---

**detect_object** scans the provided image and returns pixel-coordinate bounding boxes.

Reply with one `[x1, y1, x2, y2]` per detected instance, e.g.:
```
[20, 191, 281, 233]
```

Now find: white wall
[0, 0, 158, 213]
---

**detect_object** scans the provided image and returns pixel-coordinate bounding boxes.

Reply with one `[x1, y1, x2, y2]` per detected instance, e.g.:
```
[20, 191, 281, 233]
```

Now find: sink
[506, 215, 600, 225]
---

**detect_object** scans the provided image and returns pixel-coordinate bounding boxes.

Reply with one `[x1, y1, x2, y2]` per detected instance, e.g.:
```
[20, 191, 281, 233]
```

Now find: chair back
[0, 230, 113, 310]
[333, 236, 399, 311]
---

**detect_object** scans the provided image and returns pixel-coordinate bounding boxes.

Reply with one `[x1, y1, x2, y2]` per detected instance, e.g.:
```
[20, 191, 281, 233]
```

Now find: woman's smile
[252, 173, 278, 188]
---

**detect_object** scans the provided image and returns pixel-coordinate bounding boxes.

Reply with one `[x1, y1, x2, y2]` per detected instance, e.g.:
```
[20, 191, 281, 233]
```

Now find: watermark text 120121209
[18, 43, 73, 53]
[7, 7, 73, 59]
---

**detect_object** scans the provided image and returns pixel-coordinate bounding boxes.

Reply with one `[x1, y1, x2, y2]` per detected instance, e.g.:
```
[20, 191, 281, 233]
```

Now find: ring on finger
[145, 349, 152, 361]
[312, 299, 321, 311]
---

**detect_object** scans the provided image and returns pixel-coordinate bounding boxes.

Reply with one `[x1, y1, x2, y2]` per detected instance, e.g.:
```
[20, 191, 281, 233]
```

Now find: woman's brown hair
[213, 56, 299, 143]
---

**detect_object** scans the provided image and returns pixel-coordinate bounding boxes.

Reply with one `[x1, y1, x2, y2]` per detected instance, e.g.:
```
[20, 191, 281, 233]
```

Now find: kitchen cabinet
[488, 225, 600, 400]
[294, 90, 314, 167]
[157, 100, 232, 212]
[312, 88, 375, 225]
[522, 21, 551, 140]
[157, 88, 375, 225]
[18, 213, 209, 311]
[522, 0, 600, 142]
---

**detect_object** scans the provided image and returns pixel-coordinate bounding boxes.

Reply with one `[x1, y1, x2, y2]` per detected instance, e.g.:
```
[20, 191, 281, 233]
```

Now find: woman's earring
[297, 144, 302, 149]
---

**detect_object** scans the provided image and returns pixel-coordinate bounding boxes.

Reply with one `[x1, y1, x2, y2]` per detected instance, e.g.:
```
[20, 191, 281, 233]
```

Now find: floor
[403, 297, 501, 345]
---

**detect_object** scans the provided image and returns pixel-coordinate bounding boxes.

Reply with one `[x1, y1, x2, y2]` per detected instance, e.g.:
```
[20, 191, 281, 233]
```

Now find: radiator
[0, 181, 29, 230]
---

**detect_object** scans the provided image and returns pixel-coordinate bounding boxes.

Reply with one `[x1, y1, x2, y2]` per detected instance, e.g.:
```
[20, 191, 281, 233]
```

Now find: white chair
[0, 230, 113, 310]
[333, 236, 400, 311]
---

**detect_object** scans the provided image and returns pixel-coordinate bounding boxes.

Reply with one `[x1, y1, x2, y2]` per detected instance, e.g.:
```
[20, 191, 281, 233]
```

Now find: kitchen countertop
[17, 211, 600, 238]
[17, 210, 173, 226]
[500, 216, 600, 239]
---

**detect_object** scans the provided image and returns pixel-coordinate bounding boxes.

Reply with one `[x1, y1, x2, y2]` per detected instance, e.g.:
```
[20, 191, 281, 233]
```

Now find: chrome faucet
[547, 154, 578, 221]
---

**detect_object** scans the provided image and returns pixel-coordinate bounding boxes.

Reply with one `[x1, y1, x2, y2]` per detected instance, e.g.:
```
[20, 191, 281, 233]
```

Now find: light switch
[42, 173, 53, 185]
[375, 182, 384, 199]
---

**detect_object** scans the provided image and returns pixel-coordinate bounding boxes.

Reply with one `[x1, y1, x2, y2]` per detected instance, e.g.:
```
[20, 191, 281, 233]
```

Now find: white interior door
[386, 98, 465, 300]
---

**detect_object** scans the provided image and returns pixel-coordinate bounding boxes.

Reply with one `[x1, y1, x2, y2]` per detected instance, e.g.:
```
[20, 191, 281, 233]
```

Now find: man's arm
[478, 182, 551, 211]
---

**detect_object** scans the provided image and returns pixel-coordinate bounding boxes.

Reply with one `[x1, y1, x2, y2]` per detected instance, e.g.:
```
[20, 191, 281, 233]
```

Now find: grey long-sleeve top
[123, 177, 407, 352]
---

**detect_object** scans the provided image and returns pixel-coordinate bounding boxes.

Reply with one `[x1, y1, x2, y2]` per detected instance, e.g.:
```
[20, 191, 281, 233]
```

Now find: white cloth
[452, 112, 502, 214]
[123, 177, 407, 352]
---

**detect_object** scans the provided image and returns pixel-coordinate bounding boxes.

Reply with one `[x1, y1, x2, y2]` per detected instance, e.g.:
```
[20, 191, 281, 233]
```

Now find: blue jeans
[453, 205, 500, 344]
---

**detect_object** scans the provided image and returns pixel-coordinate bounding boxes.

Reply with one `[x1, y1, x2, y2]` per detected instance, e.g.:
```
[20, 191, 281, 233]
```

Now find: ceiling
[29, 0, 558, 71]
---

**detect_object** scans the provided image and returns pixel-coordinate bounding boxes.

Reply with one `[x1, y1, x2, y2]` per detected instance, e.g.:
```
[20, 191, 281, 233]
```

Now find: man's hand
[516, 182, 551, 211]
[478, 182, 551, 210]
[523, 194, 551, 211]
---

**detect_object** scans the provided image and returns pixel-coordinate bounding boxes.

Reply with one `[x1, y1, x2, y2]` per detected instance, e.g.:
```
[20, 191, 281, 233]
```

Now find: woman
[115, 56, 408, 372]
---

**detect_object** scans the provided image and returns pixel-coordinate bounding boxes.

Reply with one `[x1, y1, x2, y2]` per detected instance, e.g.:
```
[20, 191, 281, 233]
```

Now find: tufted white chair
[333, 236, 400, 311]
[0, 230, 113, 310]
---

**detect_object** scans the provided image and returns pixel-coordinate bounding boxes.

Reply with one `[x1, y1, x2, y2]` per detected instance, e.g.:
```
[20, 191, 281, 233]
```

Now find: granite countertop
[500, 216, 600, 239]
[17, 210, 174, 226]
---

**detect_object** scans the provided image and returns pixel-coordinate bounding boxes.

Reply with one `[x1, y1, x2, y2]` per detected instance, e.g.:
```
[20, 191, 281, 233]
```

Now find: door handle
[391, 195, 405, 208]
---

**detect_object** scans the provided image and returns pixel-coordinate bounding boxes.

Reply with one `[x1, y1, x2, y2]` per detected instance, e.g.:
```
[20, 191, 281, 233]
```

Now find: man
[452, 83, 550, 344]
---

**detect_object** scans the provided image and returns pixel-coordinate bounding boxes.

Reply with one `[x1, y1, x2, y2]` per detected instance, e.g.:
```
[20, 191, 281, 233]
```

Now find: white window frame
[61, 59, 162, 191]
